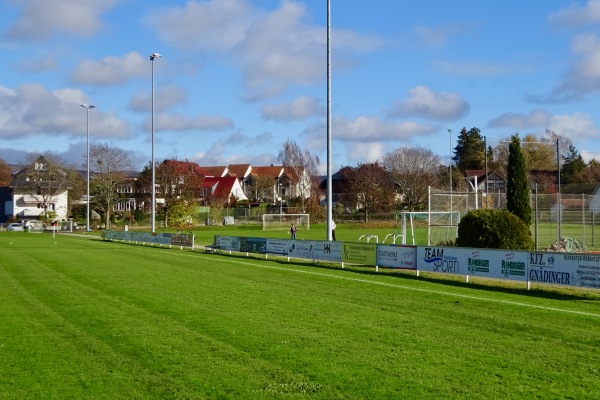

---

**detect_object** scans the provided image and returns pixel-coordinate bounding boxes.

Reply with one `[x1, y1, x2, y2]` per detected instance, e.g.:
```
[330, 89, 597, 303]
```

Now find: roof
[226, 164, 251, 178]
[249, 165, 284, 178]
[201, 176, 247, 200]
[199, 166, 227, 177]
[9, 155, 71, 190]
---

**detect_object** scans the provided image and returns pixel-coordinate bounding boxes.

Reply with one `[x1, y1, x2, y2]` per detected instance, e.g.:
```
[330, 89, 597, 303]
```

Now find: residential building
[8, 156, 71, 221]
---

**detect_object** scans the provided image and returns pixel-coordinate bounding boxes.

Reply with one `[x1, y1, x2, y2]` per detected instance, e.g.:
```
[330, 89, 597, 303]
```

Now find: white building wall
[12, 189, 69, 221]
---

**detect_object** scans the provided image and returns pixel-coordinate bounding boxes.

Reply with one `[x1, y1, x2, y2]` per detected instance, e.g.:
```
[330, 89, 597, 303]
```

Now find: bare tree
[278, 140, 320, 212]
[89, 143, 133, 229]
[492, 133, 559, 173]
[382, 146, 441, 210]
[247, 175, 276, 202]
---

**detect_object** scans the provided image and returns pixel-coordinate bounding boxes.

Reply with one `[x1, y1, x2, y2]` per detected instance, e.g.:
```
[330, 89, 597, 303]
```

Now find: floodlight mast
[150, 52, 161, 233]
[81, 104, 95, 232]
[326, 0, 333, 241]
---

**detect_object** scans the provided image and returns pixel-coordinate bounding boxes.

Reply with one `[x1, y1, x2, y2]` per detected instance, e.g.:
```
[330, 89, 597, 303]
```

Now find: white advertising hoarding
[528, 252, 600, 288]
[215, 235, 241, 252]
[376, 245, 417, 269]
[417, 246, 462, 275]
[465, 248, 527, 281]
[312, 240, 343, 262]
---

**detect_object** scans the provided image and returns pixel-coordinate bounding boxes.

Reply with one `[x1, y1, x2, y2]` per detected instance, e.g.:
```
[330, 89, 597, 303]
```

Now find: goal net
[262, 214, 310, 230]
[395, 211, 461, 245]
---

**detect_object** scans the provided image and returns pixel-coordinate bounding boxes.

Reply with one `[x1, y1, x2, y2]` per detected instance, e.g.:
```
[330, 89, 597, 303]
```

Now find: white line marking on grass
[215, 257, 600, 318]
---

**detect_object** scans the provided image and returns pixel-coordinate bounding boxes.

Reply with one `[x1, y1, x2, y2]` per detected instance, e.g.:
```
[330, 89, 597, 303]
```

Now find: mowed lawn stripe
[0, 233, 599, 398]
[0, 237, 315, 398]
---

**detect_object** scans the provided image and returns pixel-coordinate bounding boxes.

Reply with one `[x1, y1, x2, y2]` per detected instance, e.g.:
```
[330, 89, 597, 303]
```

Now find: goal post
[394, 211, 461, 245]
[262, 214, 310, 230]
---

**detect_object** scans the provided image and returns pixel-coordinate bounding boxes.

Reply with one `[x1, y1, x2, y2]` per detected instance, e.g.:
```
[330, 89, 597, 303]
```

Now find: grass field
[1, 232, 600, 399]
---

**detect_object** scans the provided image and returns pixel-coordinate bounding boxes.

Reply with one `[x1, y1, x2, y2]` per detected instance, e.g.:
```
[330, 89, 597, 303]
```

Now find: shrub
[456, 209, 534, 250]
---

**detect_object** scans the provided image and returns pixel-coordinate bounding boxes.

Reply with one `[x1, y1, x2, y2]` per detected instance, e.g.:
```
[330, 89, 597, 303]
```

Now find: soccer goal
[262, 214, 310, 230]
[394, 211, 461, 245]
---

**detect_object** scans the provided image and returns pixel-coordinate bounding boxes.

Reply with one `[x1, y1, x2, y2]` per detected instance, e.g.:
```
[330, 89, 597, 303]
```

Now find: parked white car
[25, 220, 46, 230]
[7, 223, 24, 231]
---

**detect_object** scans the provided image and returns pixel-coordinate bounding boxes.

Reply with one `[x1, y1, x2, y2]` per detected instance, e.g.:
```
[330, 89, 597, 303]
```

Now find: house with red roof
[201, 175, 248, 205]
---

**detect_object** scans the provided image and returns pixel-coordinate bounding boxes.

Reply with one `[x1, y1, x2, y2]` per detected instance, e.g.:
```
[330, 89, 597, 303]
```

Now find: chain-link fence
[429, 186, 600, 251]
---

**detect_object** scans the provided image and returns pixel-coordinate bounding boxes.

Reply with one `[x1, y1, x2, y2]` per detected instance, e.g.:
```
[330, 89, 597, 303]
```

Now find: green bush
[456, 209, 534, 250]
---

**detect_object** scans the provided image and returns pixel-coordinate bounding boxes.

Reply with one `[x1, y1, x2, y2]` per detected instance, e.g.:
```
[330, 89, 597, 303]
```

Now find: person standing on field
[331, 219, 336, 241]
[290, 223, 297, 239]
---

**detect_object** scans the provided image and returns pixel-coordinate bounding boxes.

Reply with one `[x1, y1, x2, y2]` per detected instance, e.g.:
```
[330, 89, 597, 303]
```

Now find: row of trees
[2, 139, 325, 228]
[333, 127, 600, 219]
[452, 127, 599, 186]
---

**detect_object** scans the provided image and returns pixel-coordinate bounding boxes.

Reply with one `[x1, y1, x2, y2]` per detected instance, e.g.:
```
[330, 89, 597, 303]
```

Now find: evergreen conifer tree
[506, 135, 531, 226]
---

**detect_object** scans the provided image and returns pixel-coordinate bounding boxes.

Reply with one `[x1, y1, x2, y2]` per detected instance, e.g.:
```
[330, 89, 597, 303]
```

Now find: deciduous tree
[0, 158, 12, 186]
[278, 139, 320, 212]
[138, 159, 205, 228]
[89, 143, 133, 229]
[340, 163, 395, 221]
[382, 146, 441, 210]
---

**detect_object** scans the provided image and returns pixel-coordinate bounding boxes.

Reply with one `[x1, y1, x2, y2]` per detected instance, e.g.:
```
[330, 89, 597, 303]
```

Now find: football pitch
[1, 233, 599, 399]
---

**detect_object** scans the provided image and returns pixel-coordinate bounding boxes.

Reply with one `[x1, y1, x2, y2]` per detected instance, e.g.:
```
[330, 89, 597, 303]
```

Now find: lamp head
[80, 104, 95, 109]
[150, 53, 162, 60]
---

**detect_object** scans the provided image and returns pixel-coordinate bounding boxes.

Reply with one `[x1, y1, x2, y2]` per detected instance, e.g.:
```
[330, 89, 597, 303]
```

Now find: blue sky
[2, 0, 600, 173]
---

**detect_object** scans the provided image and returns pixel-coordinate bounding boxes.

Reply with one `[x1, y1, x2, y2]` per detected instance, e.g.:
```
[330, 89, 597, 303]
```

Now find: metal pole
[484, 135, 488, 208]
[557, 139, 561, 240]
[81, 104, 95, 232]
[150, 53, 161, 233]
[326, 0, 333, 241]
[448, 129, 453, 226]
[535, 183, 538, 251]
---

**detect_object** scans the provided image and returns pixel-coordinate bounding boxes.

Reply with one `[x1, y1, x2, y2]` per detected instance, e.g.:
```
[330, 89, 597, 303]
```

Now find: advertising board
[376, 245, 417, 269]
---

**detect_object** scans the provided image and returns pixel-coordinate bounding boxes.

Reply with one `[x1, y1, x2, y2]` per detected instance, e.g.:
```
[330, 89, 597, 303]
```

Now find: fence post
[534, 184, 538, 251]
[582, 193, 586, 248]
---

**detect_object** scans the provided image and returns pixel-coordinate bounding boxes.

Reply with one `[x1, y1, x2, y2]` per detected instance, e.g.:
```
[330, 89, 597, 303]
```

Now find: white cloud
[346, 142, 387, 164]
[488, 109, 552, 129]
[129, 85, 188, 113]
[388, 86, 469, 121]
[555, 33, 600, 96]
[547, 112, 600, 139]
[548, 0, 600, 28]
[432, 60, 534, 76]
[149, 0, 383, 100]
[191, 130, 277, 166]
[302, 116, 437, 145]
[151, 113, 234, 132]
[0, 84, 128, 139]
[150, 0, 253, 52]
[488, 109, 600, 140]
[261, 96, 324, 121]
[18, 54, 58, 73]
[4, 0, 121, 41]
[71, 52, 148, 86]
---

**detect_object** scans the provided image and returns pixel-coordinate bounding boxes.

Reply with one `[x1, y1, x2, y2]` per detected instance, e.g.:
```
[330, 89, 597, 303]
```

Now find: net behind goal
[262, 214, 310, 230]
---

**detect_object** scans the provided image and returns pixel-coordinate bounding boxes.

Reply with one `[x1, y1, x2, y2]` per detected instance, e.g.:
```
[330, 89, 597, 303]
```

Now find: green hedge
[456, 209, 534, 250]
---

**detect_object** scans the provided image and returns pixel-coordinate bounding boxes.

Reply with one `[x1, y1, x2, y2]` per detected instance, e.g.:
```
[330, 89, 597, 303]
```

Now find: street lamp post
[150, 52, 161, 233]
[81, 104, 95, 232]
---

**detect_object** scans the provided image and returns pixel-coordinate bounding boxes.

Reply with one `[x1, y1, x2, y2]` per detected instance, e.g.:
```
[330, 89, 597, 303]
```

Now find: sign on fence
[210, 235, 599, 290]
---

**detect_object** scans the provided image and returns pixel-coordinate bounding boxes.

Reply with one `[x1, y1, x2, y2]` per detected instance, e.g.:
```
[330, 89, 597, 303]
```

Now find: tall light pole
[448, 129, 453, 193]
[150, 52, 161, 233]
[81, 104, 95, 232]
[326, 0, 333, 241]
